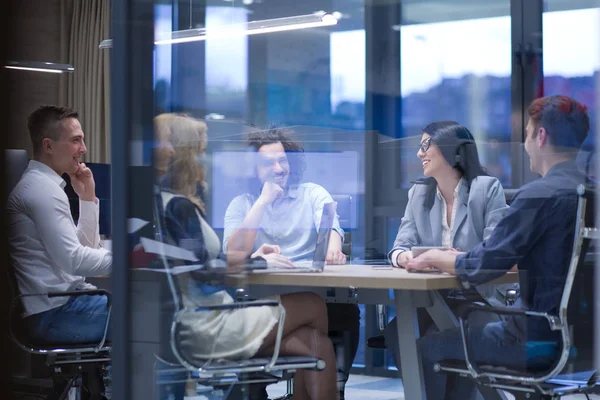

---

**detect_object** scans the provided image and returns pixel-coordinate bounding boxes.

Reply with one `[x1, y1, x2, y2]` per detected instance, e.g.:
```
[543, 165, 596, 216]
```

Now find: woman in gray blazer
[390, 121, 507, 267]
[384, 121, 515, 372]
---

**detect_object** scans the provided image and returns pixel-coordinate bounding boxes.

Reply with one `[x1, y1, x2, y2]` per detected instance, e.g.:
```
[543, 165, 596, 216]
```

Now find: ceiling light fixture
[3, 61, 75, 74]
[99, 13, 337, 48]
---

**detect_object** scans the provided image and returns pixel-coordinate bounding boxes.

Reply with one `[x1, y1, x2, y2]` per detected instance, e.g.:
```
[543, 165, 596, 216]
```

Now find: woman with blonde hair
[154, 113, 338, 400]
[156, 113, 208, 211]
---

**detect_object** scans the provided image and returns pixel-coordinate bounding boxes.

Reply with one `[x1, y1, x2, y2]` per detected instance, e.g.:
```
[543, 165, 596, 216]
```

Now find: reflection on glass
[542, 4, 599, 165]
[206, 6, 249, 119]
[331, 30, 365, 129]
[154, 4, 173, 114]
[399, 5, 512, 186]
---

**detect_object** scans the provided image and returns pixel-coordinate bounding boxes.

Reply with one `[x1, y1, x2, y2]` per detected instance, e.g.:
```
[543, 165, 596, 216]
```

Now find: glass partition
[542, 1, 599, 178]
[398, 1, 513, 187]
[100, 0, 599, 399]
[4, 0, 600, 399]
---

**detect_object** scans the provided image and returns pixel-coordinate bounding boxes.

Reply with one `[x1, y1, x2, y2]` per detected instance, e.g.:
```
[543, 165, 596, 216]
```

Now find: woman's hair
[418, 121, 487, 209]
[154, 113, 208, 213]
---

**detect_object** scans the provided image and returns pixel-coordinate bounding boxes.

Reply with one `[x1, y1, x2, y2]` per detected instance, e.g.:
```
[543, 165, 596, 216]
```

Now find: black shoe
[366, 334, 386, 349]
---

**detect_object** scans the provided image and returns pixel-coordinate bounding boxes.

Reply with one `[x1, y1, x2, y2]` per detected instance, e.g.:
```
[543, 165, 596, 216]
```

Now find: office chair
[435, 185, 598, 399]
[5, 149, 112, 400]
[152, 187, 326, 400]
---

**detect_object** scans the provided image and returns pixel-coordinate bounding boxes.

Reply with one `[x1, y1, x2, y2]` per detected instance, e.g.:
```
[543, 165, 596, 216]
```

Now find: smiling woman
[416, 121, 488, 210]
[384, 120, 513, 374]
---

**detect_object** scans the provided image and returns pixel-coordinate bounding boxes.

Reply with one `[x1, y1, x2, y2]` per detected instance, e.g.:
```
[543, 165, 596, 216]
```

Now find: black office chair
[435, 185, 598, 399]
[5, 149, 112, 400]
[152, 187, 326, 400]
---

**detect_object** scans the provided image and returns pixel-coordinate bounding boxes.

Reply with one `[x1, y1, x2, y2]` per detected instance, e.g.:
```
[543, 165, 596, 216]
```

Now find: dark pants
[326, 303, 361, 397]
[23, 295, 111, 399]
[23, 294, 111, 344]
[420, 322, 526, 399]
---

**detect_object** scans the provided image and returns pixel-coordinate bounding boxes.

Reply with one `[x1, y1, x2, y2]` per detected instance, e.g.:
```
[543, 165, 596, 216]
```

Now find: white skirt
[177, 294, 281, 362]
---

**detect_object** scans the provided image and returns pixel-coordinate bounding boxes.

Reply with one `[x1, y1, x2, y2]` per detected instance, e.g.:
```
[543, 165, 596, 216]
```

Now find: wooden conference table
[238, 264, 518, 400]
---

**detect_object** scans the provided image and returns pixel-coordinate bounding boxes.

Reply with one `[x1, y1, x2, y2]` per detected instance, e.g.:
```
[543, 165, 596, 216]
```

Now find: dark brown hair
[247, 126, 306, 188]
[27, 105, 79, 157]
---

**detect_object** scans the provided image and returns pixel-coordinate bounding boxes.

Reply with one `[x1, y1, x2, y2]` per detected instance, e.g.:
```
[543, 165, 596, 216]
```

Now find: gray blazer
[389, 176, 507, 255]
[389, 176, 516, 307]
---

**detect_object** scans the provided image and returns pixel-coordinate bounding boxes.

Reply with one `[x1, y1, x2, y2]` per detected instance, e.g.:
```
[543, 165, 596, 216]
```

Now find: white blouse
[437, 178, 463, 248]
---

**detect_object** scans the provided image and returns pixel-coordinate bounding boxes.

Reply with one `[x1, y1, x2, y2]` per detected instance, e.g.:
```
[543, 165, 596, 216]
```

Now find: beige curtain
[61, 0, 111, 163]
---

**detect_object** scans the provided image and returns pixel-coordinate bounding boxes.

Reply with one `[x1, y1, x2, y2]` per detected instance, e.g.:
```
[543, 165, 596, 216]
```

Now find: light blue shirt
[223, 183, 344, 261]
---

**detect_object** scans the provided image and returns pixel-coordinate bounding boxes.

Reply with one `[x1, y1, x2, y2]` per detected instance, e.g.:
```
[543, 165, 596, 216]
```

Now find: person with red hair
[406, 95, 591, 399]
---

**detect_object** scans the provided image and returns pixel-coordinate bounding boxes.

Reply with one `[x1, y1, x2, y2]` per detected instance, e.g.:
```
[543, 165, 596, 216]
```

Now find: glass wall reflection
[398, 0, 512, 187]
[543, 1, 599, 179]
[119, 0, 599, 398]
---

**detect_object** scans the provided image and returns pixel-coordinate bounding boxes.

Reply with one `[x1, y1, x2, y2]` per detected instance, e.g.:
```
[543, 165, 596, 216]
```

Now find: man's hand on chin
[259, 181, 284, 205]
[69, 162, 97, 203]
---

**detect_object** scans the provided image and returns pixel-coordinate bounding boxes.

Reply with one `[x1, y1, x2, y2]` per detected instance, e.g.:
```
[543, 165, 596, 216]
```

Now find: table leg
[394, 289, 426, 400]
[426, 291, 508, 400]
[426, 290, 459, 330]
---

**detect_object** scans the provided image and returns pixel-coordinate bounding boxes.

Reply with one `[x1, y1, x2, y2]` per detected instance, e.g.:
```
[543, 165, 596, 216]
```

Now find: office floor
[263, 374, 600, 400]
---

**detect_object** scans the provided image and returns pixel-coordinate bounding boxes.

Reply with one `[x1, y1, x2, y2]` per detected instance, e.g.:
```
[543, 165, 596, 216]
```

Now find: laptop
[252, 202, 336, 273]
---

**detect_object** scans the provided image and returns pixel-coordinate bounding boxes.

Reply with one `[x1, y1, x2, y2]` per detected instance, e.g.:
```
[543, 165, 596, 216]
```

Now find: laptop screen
[312, 202, 337, 268]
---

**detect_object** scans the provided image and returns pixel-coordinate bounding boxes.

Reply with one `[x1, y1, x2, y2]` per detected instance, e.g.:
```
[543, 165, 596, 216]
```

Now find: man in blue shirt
[406, 95, 591, 399]
[223, 127, 359, 399]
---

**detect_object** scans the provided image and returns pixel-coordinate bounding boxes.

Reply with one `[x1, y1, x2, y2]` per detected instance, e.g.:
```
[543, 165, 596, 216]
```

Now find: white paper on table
[140, 237, 199, 262]
[128, 218, 150, 234]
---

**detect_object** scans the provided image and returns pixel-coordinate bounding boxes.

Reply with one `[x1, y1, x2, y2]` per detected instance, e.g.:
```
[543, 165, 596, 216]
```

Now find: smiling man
[7, 105, 112, 347]
[406, 95, 591, 399]
[223, 127, 359, 399]
[224, 127, 347, 264]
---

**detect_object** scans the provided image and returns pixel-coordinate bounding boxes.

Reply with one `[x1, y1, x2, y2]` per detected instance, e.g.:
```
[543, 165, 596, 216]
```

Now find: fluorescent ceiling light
[3, 61, 75, 73]
[99, 13, 337, 48]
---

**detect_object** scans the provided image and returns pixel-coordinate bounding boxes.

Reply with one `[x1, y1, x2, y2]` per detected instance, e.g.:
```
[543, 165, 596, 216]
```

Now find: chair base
[11, 362, 109, 400]
[435, 360, 598, 399]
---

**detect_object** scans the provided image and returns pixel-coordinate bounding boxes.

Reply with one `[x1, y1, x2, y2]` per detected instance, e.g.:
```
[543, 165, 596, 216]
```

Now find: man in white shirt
[223, 127, 359, 400]
[7, 105, 112, 344]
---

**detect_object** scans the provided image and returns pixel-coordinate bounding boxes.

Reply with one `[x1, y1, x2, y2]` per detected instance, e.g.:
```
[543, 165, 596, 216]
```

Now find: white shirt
[7, 161, 112, 317]
[437, 178, 462, 248]
[391, 178, 463, 267]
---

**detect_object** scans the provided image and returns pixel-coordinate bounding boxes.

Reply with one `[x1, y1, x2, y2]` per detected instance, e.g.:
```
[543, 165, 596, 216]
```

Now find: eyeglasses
[418, 137, 432, 153]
